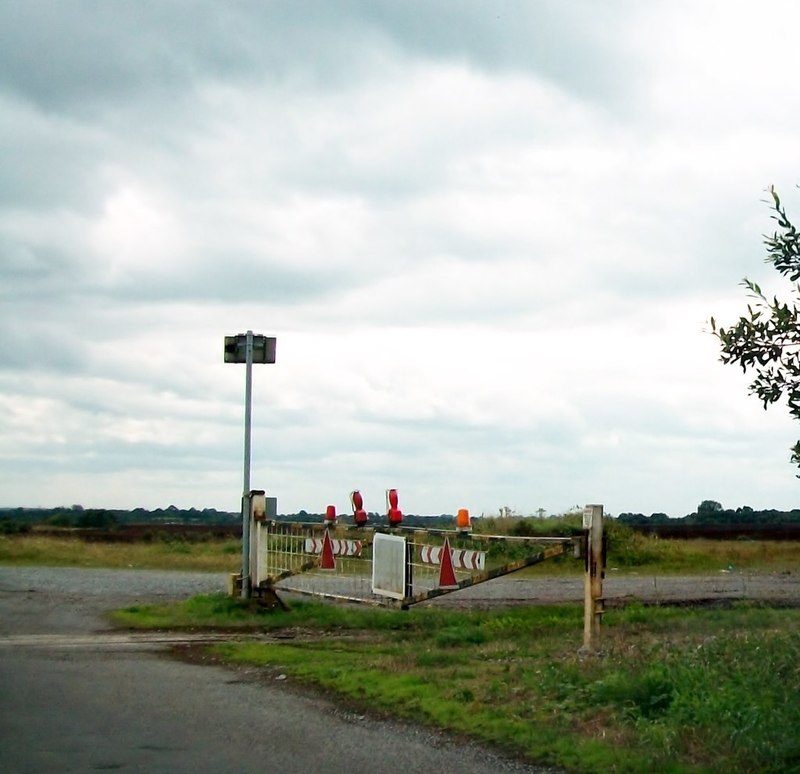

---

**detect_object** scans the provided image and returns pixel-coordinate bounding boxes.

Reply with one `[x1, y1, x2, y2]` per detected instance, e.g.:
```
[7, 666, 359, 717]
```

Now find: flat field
[0, 533, 242, 572]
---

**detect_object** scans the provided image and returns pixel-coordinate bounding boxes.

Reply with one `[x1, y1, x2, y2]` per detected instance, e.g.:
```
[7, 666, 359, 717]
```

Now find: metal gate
[252, 520, 583, 609]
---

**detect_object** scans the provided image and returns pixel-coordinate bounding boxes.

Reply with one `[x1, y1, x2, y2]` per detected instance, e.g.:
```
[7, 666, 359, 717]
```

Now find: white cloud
[90, 185, 188, 286]
[3, 2, 800, 517]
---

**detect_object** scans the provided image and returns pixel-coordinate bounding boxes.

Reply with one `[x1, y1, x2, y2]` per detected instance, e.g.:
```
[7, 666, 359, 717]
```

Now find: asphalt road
[0, 567, 556, 774]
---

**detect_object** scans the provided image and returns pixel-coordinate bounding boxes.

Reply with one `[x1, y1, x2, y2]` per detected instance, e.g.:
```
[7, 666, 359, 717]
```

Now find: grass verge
[0, 534, 241, 572]
[114, 594, 800, 773]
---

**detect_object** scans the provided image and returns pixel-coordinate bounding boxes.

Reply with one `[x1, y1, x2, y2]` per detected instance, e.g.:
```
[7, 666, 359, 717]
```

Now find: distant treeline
[5, 499, 800, 536]
[617, 500, 800, 539]
[0, 505, 455, 533]
[0, 505, 239, 532]
[618, 500, 800, 526]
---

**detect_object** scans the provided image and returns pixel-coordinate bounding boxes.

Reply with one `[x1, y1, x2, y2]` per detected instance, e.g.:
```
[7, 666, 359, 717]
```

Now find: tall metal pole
[241, 330, 254, 599]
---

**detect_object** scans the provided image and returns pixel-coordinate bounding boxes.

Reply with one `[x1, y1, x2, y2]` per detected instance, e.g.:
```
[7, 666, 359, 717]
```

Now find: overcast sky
[4, 1, 800, 519]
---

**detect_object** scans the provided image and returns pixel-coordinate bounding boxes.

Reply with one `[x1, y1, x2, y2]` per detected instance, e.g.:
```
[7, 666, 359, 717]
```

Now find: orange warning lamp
[351, 490, 368, 526]
[455, 508, 471, 532]
[387, 488, 402, 526]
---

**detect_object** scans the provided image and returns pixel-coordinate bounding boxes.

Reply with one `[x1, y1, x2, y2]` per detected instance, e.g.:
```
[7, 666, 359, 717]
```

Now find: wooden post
[582, 504, 605, 653]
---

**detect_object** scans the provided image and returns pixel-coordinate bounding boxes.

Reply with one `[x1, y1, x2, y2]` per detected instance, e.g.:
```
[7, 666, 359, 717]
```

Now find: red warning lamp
[387, 488, 402, 526]
[455, 508, 470, 533]
[324, 505, 336, 527]
[351, 490, 368, 526]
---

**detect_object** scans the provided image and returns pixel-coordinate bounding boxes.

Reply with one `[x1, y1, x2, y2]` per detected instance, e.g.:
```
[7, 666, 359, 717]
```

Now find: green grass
[115, 594, 800, 773]
[110, 593, 273, 628]
[0, 534, 242, 571]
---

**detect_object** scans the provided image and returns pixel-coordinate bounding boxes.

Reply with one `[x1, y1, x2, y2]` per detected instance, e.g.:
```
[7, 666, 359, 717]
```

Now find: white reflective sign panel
[372, 532, 406, 600]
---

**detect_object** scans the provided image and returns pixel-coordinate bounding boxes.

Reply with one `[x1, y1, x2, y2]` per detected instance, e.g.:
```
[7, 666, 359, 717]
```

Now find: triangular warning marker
[320, 531, 336, 570]
[438, 537, 458, 588]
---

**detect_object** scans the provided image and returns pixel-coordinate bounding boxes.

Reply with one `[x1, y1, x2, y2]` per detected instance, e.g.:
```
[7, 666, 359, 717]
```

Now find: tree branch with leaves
[711, 187, 800, 468]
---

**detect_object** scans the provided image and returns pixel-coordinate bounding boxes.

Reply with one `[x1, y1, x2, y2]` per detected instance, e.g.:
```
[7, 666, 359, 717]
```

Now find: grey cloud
[6, 441, 235, 476]
[0, 228, 354, 312]
[0, 1, 638, 116]
[87, 253, 355, 306]
[0, 101, 107, 208]
[0, 1, 260, 113]
[350, 0, 637, 98]
[0, 241, 83, 298]
[0, 315, 88, 374]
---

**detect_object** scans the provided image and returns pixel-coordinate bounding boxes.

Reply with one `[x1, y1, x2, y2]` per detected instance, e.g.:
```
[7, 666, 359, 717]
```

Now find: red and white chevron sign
[304, 538, 362, 558]
[419, 544, 485, 571]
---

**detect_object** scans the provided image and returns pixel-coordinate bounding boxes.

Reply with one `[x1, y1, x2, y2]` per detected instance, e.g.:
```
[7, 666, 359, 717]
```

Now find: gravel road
[2, 566, 799, 632]
[276, 567, 800, 609]
[429, 569, 800, 608]
[0, 566, 228, 635]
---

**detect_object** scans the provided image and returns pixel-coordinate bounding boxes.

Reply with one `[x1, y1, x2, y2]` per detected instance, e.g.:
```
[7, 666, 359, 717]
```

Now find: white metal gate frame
[251, 517, 600, 612]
